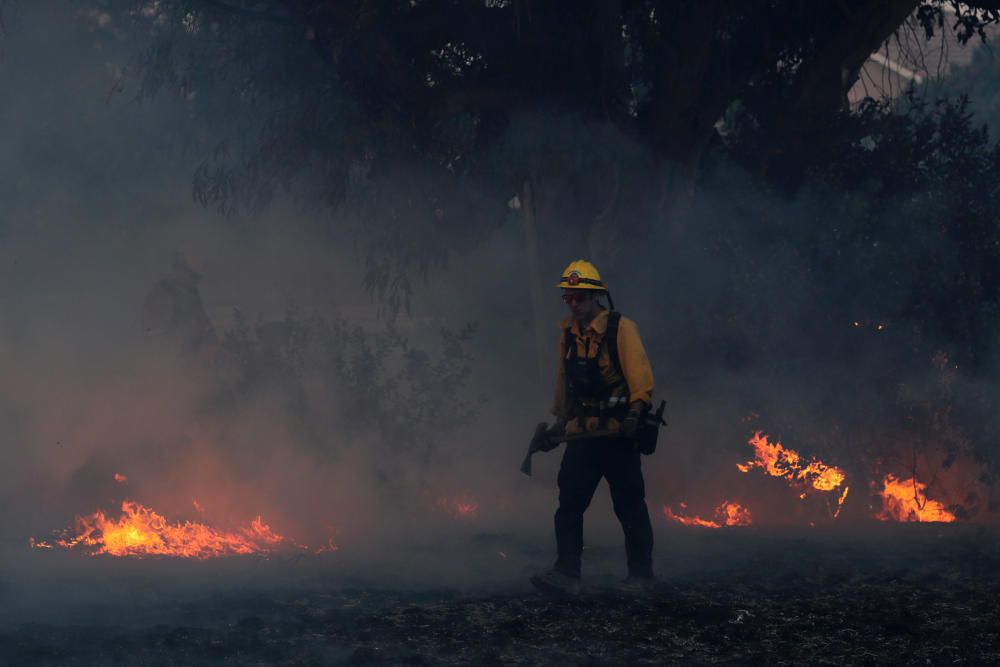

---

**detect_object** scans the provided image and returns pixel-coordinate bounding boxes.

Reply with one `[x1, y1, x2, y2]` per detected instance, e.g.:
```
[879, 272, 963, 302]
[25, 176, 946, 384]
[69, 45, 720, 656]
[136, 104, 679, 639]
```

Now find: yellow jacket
[552, 310, 654, 437]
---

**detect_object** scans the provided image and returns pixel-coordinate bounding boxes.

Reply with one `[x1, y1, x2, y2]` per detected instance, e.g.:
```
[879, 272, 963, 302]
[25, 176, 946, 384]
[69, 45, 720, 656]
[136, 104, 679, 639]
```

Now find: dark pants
[553, 438, 654, 579]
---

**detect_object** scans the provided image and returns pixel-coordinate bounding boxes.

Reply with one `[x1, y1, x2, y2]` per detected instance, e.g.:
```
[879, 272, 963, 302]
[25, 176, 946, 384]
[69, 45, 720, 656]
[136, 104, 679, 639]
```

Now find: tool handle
[520, 422, 550, 476]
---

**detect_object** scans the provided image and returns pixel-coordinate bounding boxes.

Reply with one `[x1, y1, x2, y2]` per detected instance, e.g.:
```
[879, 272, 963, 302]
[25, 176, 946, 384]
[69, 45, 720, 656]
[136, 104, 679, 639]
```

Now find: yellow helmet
[556, 259, 607, 291]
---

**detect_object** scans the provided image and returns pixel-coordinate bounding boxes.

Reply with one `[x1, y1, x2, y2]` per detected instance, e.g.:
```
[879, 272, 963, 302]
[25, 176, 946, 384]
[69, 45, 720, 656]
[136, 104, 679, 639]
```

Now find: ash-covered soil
[3, 525, 1000, 666]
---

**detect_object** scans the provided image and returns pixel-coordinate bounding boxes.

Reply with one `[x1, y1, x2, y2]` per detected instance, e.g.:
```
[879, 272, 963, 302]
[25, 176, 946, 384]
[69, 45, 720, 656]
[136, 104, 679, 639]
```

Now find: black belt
[576, 403, 628, 419]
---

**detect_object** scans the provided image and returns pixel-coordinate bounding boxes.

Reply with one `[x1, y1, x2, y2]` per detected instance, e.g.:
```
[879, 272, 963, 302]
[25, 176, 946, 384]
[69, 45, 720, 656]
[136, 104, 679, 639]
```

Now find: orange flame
[36, 501, 291, 558]
[716, 501, 753, 526]
[738, 432, 850, 517]
[875, 474, 956, 523]
[834, 485, 849, 519]
[664, 501, 752, 529]
[436, 496, 479, 519]
[664, 507, 720, 528]
[739, 432, 846, 491]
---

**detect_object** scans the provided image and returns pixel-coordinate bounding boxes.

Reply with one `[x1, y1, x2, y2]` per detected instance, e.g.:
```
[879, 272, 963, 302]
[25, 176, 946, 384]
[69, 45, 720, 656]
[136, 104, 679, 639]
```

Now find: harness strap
[563, 312, 624, 377]
[564, 327, 577, 361]
[606, 311, 623, 380]
[563, 311, 630, 419]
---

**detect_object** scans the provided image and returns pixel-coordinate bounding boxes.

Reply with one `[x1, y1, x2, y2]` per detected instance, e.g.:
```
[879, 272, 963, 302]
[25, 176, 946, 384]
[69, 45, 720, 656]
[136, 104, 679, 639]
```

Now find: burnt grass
[3, 525, 1000, 666]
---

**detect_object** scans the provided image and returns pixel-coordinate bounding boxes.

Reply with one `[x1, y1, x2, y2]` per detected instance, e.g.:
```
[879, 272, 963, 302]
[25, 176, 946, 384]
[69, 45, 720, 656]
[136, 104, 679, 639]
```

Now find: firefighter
[530, 260, 657, 595]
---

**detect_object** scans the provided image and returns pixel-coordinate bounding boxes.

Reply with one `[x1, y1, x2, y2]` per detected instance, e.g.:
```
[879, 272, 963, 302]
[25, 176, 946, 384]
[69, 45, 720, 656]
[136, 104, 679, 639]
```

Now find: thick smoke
[0, 4, 559, 605]
[2, 2, 998, 622]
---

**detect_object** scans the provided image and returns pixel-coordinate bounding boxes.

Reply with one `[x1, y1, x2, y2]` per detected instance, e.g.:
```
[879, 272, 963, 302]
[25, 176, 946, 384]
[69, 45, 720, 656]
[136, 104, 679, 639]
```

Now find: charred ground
[3, 525, 999, 666]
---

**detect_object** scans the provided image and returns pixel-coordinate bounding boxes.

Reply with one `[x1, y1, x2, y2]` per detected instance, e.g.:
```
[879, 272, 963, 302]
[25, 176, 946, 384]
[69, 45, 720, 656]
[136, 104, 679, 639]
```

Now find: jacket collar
[560, 309, 609, 336]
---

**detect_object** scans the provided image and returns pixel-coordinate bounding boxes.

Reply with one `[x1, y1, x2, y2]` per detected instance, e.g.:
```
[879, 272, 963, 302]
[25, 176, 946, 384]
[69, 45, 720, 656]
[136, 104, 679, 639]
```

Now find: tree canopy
[58, 1, 995, 314]
[80, 1, 998, 196]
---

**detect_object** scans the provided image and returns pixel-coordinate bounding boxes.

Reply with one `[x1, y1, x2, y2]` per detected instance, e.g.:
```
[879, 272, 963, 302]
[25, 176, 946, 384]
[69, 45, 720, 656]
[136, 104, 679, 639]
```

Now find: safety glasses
[561, 292, 592, 305]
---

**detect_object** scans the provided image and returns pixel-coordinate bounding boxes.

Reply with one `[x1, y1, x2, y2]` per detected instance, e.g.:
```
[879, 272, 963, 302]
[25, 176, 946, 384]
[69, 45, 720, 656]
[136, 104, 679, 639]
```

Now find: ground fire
[31, 500, 302, 558]
[436, 495, 480, 519]
[666, 431, 962, 527]
[34, 487, 478, 560]
[738, 432, 850, 518]
[875, 474, 957, 523]
[664, 501, 753, 528]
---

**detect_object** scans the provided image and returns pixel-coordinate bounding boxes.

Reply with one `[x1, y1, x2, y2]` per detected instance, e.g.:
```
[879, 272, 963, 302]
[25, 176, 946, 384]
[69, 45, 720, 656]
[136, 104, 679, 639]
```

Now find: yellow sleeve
[617, 318, 654, 407]
[552, 331, 569, 418]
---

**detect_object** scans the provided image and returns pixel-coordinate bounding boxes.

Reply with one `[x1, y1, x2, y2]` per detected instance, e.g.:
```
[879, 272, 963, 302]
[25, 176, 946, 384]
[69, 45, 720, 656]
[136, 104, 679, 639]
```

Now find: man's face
[562, 289, 598, 320]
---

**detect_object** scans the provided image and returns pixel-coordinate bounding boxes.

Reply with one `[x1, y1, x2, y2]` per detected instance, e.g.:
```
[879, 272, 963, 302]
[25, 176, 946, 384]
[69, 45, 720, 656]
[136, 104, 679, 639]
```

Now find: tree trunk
[521, 179, 550, 386]
[759, 0, 920, 184]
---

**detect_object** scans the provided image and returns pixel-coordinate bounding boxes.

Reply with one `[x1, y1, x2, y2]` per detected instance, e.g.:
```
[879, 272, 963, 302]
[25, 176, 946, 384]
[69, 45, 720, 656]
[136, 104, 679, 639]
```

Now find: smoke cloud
[2, 1, 998, 623]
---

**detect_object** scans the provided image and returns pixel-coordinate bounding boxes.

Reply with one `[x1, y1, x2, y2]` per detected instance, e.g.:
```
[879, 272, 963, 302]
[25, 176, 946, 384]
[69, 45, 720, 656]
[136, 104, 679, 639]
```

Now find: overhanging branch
[191, 0, 294, 24]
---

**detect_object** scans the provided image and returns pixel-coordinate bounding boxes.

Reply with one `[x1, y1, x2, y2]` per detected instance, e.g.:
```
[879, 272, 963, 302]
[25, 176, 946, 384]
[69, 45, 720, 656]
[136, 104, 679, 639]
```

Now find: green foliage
[74, 1, 1000, 314]
[815, 95, 1000, 370]
[672, 91, 1000, 477]
[701, 92, 1000, 376]
[930, 42, 1000, 137]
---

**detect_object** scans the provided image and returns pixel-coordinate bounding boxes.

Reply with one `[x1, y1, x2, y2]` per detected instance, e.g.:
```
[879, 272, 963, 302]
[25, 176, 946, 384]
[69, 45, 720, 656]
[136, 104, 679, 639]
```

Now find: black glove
[622, 403, 646, 439]
[541, 418, 567, 451]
